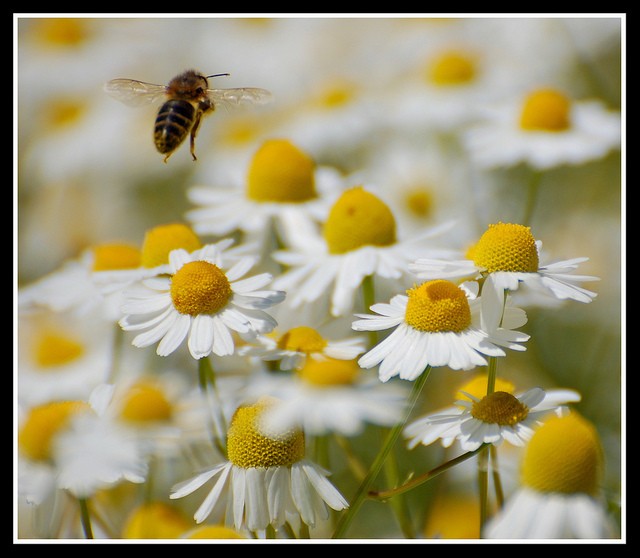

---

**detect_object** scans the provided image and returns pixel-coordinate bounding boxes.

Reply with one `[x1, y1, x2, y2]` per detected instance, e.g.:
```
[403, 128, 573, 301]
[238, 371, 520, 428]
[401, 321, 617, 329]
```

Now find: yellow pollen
[140, 223, 202, 269]
[520, 88, 572, 132]
[91, 243, 141, 272]
[43, 98, 86, 130]
[404, 280, 471, 333]
[521, 413, 603, 496]
[471, 222, 539, 273]
[428, 51, 477, 86]
[297, 357, 360, 387]
[19, 401, 90, 461]
[470, 391, 529, 426]
[120, 381, 173, 423]
[122, 502, 191, 539]
[246, 139, 317, 203]
[34, 332, 84, 368]
[170, 261, 232, 316]
[32, 18, 89, 47]
[404, 186, 434, 219]
[184, 525, 246, 539]
[226, 398, 305, 469]
[456, 374, 516, 402]
[323, 186, 397, 254]
[277, 326, 327, 354]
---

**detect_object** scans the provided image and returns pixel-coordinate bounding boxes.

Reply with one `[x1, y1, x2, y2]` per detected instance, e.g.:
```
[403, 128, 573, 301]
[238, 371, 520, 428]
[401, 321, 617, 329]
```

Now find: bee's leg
[189, 111, 204, 161]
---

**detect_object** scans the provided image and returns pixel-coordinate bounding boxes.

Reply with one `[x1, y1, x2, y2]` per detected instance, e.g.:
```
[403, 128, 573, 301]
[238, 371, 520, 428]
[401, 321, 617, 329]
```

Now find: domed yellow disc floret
[456, 374, 515, 401]
[521, 413, 603, 496]
[226, 398, 305, 469]
[470, 391, 529, 426]
[122, 502, 191, 539]
[19, 400, 90, 461]
[277, 326, 327, 354]
[170, 261, 232, 316]
[91, 243, 141, 272]
[246, 139, 317, 203]
[120, 380, 173, 423]
[428, 51, 477, 86]
[297, 357, 360, 387]
[404, 280, 471, 333]
[34, 331, 84, 368]
[404, 185, 435, 220]
[140, 223, 202, 269]
[472, 222, 539, 273]
[323, 186, 397, 254]
[519, 88, 571, 132]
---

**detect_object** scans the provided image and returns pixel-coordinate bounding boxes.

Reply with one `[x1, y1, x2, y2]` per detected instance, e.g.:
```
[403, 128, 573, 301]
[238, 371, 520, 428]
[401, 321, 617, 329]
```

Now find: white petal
[187, 314, 215, 359]
[157, 313, 191, 356]
[193, 463, 232, 524]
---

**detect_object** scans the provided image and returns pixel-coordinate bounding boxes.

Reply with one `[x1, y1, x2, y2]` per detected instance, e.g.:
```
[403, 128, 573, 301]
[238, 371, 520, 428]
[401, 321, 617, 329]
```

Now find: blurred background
[15, 15, 623, 539]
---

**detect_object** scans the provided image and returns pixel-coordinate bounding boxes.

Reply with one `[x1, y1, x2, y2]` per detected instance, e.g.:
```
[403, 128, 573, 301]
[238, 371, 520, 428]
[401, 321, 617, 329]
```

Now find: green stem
[522, 170, 542, 226]
[478, 446, 489, 536]
[490, 445, 505, 509]
[361, 275, 378, 349]
[369, 445, 484, 499]
[78, 497, 94, 539]
[486, 356, 498, 395]
[198, 357, 227, 456]
[333, 434, 367, 482]
[383, 444, 415, 538]
[331, 366, 431, 539]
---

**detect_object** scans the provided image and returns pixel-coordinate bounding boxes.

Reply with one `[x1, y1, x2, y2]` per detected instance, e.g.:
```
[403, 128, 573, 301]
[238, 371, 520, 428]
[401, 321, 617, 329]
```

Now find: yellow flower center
[521, 413, 602, 495]
[428, 51, 477, 86]
[119, 381, 173, 423]
[42, 97, 87, 131]
[456, 374, 516, 401]
[404, 280, 471, 333]
[184, 525, 246, 539]
[91, 243, 141, 272]
[170, 261, 232, 316]
[32, 18, 89, 47]
[277, 326, 327, 354]
[19, 401, 90, 461]
[323, 186, 397, 254]
[404, 185, 435, 220]
[34, 332, 84, 368]
[226, 398, 305, 469]
[122, 502, 191, 539]
[140, 223, 202, 269]
[424, 494, 480, 539]
[519, 89, 572, 132]
[470, 391, 529, 426]
[471, 222, 539, 273]
[315, 81, 357, 108]
[297, 357, 360, 387]
[246, 139, 317, 203]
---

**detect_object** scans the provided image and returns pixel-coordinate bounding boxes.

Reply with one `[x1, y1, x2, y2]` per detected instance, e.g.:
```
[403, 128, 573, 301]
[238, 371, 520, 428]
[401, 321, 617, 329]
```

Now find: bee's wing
[206, 87, 273, 108]
[103, 79, 168, 107]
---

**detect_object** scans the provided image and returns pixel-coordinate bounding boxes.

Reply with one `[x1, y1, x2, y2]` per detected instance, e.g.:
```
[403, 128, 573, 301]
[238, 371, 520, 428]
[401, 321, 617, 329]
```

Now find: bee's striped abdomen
[154, 99, 195, 155]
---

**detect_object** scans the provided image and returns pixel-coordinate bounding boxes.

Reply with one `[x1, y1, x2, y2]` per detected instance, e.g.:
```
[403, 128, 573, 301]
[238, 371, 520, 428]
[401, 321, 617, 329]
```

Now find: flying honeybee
[104, 69, 273, 162]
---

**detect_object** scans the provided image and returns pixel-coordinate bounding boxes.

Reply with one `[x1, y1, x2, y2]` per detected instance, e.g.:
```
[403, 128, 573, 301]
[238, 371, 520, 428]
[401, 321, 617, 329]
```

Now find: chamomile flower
[272, 185, 453, 318]
[484, 412, 618, 539]
[243, 356, 408, 437]
[185, 138, 345, 251]
[239, 325, 366, 371]
[409, 222, 599, 303]
[118, 243, 285, 359]
[18, 384, 148, 506]
[404, 386, 581, 452]
[170, 397, 348, 532]
[353, 279, 529, 381]
[463, 87, 621, 170]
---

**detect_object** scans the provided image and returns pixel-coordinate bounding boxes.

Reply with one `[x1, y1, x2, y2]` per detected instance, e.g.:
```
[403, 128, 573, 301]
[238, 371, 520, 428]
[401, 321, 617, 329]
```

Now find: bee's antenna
[206, 73, 231, 79]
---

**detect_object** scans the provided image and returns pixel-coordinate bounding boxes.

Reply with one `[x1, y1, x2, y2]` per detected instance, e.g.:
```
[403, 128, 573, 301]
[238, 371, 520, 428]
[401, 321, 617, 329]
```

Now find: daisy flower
[239, 325, 366, 371]
[18, 384, 148, 507]
[404, 385, 581, 452]
[353, 278, 529, 381]
[185, 138, 345, 251]
[409, 222, 600, 304]
[243, 356, 409, 437]
[170, 397, 348, 532]
[484, 412, 618, 539]
[463, 87, 621, 170]
[272, 185, 454, 318]
[118, 242, 285, 359]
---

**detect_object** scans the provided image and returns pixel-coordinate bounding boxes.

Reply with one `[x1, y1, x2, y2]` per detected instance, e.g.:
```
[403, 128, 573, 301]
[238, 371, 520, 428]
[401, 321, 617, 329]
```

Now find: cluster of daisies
[16, 17, 621, 542]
